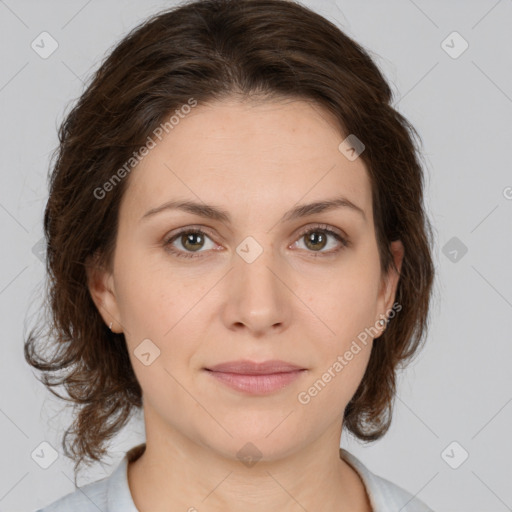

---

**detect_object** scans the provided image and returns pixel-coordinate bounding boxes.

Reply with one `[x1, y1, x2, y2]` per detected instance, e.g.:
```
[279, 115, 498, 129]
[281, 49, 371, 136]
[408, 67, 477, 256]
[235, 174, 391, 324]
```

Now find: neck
[127, 414, 371, 511]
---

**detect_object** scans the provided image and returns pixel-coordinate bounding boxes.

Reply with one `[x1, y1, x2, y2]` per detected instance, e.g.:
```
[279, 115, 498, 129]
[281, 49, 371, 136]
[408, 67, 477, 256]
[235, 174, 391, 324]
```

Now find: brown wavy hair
[24, 0, 435, 481]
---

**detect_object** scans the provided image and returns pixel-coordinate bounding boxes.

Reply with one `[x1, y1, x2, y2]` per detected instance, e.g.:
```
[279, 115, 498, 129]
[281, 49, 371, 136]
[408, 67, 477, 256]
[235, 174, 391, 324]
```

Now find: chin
[198, 422, 307, 463]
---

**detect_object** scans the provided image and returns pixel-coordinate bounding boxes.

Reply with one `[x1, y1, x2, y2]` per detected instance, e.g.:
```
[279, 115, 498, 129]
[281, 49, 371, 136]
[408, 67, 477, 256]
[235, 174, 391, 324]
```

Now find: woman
[26, 0, 435, 510]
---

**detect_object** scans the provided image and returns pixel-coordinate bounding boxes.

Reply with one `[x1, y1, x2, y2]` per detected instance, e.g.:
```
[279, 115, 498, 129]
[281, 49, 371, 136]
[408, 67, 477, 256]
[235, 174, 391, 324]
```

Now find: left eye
[292, 226, 348, 255]
[163, 224, 349, 259]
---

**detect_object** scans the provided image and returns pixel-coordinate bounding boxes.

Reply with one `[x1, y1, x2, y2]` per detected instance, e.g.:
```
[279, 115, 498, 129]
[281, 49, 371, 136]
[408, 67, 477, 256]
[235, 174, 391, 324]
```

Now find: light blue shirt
[35, 444, 434, 511]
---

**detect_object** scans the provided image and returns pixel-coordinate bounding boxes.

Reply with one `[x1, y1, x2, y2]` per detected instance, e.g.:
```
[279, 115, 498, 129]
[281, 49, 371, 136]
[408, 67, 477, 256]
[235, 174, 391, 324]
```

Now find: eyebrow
[140, 196, 366, 224]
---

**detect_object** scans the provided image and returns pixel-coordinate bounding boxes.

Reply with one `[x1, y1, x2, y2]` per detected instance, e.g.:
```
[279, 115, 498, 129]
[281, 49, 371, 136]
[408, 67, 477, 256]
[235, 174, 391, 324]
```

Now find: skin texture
[87, 97, 403, 512]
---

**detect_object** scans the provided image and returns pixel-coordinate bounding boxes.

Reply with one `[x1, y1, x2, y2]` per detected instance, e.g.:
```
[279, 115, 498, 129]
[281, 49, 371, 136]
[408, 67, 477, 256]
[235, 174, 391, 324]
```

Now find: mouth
[204, 359, 307, 395]
[205, 359, 306, 374]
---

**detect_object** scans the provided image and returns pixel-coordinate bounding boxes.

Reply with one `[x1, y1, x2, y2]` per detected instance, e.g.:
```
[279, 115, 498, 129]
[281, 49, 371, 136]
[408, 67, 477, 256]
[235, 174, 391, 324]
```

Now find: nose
[220, 236, 291, 336]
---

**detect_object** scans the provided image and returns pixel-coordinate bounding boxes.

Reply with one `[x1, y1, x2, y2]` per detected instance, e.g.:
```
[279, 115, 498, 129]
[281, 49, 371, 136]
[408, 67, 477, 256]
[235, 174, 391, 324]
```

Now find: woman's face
[88, 97, 403, 461]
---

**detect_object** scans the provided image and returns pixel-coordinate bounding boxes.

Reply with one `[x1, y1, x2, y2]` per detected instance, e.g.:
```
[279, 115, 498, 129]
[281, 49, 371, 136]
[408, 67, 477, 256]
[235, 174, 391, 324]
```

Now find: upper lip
[205, 359, 306, 375]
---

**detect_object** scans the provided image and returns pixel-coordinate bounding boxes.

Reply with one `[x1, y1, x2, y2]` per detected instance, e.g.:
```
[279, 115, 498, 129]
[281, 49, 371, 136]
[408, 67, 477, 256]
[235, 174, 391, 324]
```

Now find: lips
[205, 359, 305, 375]
[204, 360, 307, 395]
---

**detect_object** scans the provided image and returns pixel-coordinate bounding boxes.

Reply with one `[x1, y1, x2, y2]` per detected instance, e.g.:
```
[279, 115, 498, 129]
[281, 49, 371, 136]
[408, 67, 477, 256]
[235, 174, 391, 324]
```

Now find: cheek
[296, 335, 372, 423]
[305, 265, 380, 340]
[113, 246, 181, 331]
[113, 257, 206, 372]
[298, 266, 379, 405]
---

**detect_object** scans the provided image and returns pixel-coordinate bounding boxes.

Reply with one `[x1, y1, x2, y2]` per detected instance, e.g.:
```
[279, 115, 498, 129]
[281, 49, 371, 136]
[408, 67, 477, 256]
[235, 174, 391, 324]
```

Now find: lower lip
[205, 370, 306, 395]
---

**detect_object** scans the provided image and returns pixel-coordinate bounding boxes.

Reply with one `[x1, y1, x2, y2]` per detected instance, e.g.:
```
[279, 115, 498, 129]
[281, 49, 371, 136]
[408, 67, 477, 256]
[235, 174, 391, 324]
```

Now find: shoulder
[340, 449, 435, 512]
[34, 473, 110, 512]
[35, 444, 144, 512]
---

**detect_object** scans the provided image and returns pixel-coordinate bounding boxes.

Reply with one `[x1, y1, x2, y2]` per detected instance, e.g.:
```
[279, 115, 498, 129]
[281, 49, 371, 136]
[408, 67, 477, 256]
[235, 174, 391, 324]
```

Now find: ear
[376, 240, 404, 334]
[85, 252, 123, 333]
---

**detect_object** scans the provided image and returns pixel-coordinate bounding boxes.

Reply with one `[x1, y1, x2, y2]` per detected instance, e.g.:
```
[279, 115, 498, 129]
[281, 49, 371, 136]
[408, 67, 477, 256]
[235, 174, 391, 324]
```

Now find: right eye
[163, 227, 218, 259]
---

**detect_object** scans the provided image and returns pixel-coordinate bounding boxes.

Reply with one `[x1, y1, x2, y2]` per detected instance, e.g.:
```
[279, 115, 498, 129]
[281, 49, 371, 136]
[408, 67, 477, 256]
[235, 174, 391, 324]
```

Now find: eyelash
[163, 223, 349, 260]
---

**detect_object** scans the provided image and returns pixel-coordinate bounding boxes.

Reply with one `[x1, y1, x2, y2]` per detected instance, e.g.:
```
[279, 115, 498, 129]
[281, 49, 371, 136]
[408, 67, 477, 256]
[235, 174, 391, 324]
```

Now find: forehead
[119, 98, 373, 226]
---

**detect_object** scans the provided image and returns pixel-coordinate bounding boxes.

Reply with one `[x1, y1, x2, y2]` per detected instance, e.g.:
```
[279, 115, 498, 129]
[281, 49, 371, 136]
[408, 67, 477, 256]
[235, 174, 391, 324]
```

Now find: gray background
[1, 1, 511, 511]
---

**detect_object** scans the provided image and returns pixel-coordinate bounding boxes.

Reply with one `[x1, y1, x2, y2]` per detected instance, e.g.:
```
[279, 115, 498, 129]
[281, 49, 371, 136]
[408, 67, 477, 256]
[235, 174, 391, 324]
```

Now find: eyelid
[163, 222, 350, 259]
[164, 223, 347, 242]
[292, 223, 348, 244]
